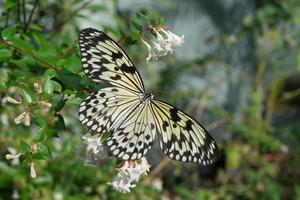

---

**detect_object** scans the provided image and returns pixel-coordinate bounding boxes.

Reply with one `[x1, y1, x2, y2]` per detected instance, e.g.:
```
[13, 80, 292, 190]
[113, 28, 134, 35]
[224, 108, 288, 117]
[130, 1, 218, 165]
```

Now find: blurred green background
[0, 0, 300, 199]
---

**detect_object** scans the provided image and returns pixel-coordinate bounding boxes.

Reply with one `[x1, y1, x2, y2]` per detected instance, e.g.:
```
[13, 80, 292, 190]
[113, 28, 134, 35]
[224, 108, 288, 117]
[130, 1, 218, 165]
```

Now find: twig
[0, 40, 59, 71]
[4, 9, 10, 28]
[23, 0, 39, 32]
[50, 0, 94, 37]
[150, 156, 171, 177]
[22, 0, 27, 31]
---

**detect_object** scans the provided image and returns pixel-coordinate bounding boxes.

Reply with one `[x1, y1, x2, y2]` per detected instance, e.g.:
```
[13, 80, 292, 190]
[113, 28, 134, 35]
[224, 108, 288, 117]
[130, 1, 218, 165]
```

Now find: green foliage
[0, 0, 299, 199]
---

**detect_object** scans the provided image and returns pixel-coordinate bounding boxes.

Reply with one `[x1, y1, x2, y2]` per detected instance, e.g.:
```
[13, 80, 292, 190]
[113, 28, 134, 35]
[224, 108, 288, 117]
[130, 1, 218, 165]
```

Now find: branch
[22, 0, 27, 30]
[0, 40, 59, 71]
[51, 0, 94, 36]
[23, 0, 39, 32]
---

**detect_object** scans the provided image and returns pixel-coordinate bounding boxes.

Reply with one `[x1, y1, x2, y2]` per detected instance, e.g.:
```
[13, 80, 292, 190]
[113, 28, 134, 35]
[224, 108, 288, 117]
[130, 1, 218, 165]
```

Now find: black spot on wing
[120, 64, 136, 74]
[111, 74, 121, 80]
[170, 107, 180, 122]
[185, 120, 193, 131]
[162, 121, 169, 131]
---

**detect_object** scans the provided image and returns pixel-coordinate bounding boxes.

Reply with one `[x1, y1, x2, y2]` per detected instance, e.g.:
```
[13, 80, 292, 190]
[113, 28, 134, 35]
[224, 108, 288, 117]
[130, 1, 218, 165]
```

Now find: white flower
[12, 188, 20, 200]
[80, 133, 107, 165]
[14, 111, 31, 126]
[34, 83, 43, 94]
[5, 147, 22, 165]
[142, 27, 184, 62]
[30, 162, 37, 178]
[160, 28, 184, 47]
[108, 157, 150, 193]
[6, 96, 22, 104]
[37, 100, 52, 110]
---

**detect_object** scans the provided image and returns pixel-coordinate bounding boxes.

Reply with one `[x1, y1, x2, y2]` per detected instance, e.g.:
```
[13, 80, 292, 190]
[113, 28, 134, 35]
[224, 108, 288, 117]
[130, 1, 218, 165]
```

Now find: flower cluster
[142, 27, 184, 62]
[6, 83, 52, 127]
[80, 133, 150, 193]
[80, 132, 108, 165]
[108, 158, 150, 193]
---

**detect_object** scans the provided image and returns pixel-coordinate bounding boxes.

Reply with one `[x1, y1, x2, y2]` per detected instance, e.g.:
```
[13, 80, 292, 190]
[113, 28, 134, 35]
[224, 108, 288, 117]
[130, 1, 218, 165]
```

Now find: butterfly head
[140, 92, 154, 104]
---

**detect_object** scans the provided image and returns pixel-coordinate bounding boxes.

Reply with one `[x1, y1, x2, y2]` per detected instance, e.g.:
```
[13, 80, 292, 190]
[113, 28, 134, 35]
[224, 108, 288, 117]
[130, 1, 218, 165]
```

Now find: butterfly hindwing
[150, 100, 218, 165]
[79, 28, 145, 93]
[106, 103, 156, 160]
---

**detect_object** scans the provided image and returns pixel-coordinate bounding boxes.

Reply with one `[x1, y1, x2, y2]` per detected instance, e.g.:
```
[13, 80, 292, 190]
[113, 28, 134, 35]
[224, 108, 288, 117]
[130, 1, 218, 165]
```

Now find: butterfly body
[139, 92, 154, 104]
[78, 28, 219, 165]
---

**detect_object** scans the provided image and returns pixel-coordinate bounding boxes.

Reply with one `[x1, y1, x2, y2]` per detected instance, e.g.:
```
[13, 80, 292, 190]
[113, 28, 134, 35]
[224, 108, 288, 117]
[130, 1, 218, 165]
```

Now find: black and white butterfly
[78, 28, 218, 165]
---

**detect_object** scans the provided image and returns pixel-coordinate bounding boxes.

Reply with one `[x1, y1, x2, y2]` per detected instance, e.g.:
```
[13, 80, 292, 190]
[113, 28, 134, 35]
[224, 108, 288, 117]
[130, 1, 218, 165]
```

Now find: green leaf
[33, 117, 47, 127]
[55, 114, 65, 131]
[10, 58, 36, 68]
[20, 140, 30, 153]
[34, 127, 46, 142]
[56, 53, 81, 73]
[0, 49, 12, 62]
[43, 68, 56, 77]
[56, 68, 81, 90]
[55, 98, 67, 112]
[67, 97, 82, 106]
[131, 15, 143, 31]
[33, 144, 51, 159]
[138, 12, 151, 25]
[4, 0, 19, 9]
[44, 77, 54, 94]
[10, 38, 34, 55]
[32, 33, 57, 56]
[106, 28, 121, 38]
[22, 89, 32, 103]
[0, 80, 6, 89]
[52, 80, 62, 92]
[130, 31, 140, 42]
[2, 25, 17, 40]
[46, 128, 59, 138]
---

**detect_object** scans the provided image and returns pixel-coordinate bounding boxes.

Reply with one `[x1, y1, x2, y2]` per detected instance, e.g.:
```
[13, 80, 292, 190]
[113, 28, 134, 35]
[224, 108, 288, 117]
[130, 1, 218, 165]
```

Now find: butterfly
[78, 28, 218, 165]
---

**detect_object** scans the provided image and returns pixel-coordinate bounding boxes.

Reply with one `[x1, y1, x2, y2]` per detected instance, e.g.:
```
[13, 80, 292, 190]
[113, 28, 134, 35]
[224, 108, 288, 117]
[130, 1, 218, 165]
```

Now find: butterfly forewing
[150, 100, 218, 165]
[79, 28, 145, 93]
[79, 87, 140, 133]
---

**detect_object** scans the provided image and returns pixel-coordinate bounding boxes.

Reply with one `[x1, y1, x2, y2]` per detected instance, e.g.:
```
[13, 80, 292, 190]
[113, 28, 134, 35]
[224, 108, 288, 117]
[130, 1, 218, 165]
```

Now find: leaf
[4, 0, 19, 9]
[130, 31, 140, 42]
[55, 98, 67, 112]
[106, 28, 121, 39]
[131, 15, 143, 31]
[56, 53, 81, 73]
[44, 77, 54, 94]
[55, 114, 65, 131]
[22, 89, 32, 103]
[20, 140, 30, 153]
[138, 12, 151, 25]
[10, 38, 34, 55]
[32, 144, 51, 159]
[10, 58, 36, 68]
[32, 33, 57, 56]
[33, 117, 47, 127]
[0, 49, 12, 62]
[2, 25, 17, 40]
[67, 97, 82, 106]
[52, 80, 62, 92]
[56, 68, 81, 90]
[34, 127, 46, 142]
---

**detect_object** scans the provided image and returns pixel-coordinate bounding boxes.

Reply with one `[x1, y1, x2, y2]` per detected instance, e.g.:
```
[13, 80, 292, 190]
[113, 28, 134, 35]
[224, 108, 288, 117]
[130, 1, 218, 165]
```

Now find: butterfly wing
[79, 28, 145, 93]
[106, 102, 156, 160]
[150, 100, 218, 165]
[79, 87, 141, 133]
